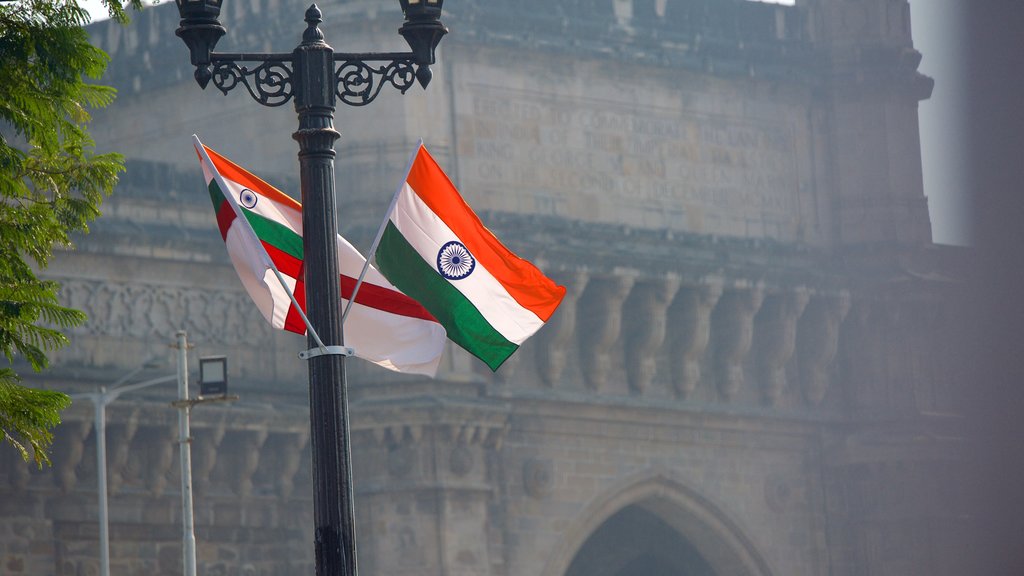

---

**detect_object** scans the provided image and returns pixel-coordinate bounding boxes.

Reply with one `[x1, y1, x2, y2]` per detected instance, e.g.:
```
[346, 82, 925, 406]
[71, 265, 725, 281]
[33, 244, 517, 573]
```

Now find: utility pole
[174, 330, 197, 576]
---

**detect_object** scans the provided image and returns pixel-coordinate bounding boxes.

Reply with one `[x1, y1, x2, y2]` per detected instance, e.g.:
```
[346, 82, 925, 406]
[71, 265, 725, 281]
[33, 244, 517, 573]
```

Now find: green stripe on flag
[206, 181, 302, 261]
[245, 211, 302, 261]
[376, 222, 517, 371]
[208, 180, 226, 210]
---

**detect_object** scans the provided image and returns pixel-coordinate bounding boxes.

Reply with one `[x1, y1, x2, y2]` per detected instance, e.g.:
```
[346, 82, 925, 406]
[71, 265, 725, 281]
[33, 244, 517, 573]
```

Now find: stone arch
[541, 470, 774, 576]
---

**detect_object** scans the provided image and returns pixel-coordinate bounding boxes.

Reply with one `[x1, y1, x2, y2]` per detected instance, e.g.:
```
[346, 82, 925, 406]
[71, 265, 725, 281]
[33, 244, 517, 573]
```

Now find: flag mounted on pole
[374, 143, 566, 371]
[193, 136, 447, 377]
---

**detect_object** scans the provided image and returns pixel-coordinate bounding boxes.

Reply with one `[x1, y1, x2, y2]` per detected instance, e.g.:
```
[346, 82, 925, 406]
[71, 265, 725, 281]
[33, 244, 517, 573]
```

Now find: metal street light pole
[73, 373, 178, 576]
[73, 331, 230, 576]
[173, 3, 446, 574]
[174, 330, 197, 576]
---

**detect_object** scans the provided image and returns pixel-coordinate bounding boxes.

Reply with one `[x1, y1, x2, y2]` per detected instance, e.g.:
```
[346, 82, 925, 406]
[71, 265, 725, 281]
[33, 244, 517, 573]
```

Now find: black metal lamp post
[173, 2, 446, 575]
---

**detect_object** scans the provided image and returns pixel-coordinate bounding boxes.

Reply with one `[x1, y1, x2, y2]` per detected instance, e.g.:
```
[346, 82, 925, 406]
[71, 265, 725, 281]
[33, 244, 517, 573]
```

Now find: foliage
[0, 0, 144, 466]
[0, 370, 72, 466]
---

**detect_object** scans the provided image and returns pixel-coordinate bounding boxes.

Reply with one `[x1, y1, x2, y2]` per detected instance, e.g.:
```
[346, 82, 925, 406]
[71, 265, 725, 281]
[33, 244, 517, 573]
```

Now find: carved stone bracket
[578, 274, 636, 392]
[756, 287, 810, 406]
[669, 277, 723, 399]
[107, 409, 141, 493]
[193, 422, 227, 494]
[53, 419, 92, 494]
[260, 430, 308, 498]
[536, 270, 590, 387]
[713, 283, 765, 400]
[356, 401, 510, 489]
[798, 291, 851, 405]
[232, 429, 270, 497]
[625, 275, 682, 395]
[142, 424, 177, 497]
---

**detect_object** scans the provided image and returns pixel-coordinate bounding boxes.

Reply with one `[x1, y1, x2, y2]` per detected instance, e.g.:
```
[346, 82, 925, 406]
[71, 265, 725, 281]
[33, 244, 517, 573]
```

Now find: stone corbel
[233, 429, 269, 497]
[144, 423, 177, 497]
[625, 275, 682, 395]
[483, 424, 507, 452]
[713, 283, 765, 400]
[107, 409, 141, 493]
[669, 277, 723, 399]
[756, 287, 810, 406]
[193, 422, 227, 493]
[579, 274, 636, 392]
[536, 270, 589, 387]
[53, 419, 92, 494]
[384, 424, 424, 447]
[798, 291, 852, 405]
[267, 430, 309, 499]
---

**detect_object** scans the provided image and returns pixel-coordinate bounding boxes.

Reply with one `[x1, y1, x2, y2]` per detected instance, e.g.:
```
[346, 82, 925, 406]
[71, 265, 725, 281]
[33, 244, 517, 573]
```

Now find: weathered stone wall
[0, 1, 969, 575]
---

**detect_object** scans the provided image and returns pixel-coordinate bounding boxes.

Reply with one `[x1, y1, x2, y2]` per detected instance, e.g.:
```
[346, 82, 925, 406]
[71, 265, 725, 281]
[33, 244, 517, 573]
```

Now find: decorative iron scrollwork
[335, 58, 417, 107]
[211, 60, 294, 107]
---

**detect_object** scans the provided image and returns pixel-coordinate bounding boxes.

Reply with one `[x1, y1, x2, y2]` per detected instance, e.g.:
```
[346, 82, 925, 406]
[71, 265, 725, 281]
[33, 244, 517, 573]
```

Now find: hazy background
[65, 0, 1024, 570]
[79, 0, 969, 245]
[960, 2, 1024, 573]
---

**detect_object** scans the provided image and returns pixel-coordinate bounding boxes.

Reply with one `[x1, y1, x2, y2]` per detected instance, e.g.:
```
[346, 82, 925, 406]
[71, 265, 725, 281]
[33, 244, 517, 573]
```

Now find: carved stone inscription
[457, 88, 801, 240]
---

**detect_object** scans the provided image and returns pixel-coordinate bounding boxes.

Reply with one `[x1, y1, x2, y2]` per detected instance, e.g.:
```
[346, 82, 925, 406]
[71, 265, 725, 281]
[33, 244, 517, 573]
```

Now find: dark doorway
[564, 505, 716, 576]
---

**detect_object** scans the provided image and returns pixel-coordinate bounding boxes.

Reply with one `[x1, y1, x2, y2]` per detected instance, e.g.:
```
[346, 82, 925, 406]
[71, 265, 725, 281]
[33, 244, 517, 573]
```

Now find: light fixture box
[199, 355, 228, 397]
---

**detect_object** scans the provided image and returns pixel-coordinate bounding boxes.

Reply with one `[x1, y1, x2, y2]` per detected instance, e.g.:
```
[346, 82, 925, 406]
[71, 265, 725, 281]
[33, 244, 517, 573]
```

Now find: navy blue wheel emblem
[437, 241, 476, 280]
[239, 188, 258, 209]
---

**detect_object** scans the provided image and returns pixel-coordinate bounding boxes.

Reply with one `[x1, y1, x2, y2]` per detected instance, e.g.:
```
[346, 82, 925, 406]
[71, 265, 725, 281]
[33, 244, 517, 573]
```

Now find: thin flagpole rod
[192, 135, 329, 351]
[342, 140, 422, 325]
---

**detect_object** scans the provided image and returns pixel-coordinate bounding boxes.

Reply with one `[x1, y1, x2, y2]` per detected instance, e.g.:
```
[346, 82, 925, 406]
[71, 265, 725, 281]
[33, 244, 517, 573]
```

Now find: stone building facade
[1, 1, 969, 575]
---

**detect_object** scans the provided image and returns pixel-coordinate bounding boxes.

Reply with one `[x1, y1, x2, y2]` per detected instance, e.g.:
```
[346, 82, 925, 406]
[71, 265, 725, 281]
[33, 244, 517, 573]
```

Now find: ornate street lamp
[173, 2, 446, 575]
[173, 0, 225, 88]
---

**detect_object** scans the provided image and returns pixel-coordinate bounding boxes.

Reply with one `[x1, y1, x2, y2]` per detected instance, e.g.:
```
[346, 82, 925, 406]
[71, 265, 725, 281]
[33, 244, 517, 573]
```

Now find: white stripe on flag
[391, 182, 545, 345]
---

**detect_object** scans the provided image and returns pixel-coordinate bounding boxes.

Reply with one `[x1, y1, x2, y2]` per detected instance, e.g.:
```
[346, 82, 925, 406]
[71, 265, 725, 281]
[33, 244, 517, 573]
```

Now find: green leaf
[0, 0, 145, 466]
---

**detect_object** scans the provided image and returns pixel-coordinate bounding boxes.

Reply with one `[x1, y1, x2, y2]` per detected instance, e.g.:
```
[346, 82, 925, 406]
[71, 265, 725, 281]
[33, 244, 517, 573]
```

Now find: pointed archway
[564, 504, 716, 576]
[544, 472, 774, 576]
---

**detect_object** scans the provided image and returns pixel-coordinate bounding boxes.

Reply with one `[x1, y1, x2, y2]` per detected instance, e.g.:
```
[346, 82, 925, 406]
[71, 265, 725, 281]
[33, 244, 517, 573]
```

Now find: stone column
[823, 425, 969, 576]
[816, 0, 934, 245]
[357, 406, 508, 576]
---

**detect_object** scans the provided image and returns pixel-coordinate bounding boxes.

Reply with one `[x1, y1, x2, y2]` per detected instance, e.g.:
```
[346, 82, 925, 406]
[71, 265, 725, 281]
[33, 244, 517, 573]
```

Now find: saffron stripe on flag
[197, 137, 447, 377]
[377, 221, 517, 370]
[404, 147, 565, 322]
[391, 182, 546, 344]
[206, 147, 302, 212]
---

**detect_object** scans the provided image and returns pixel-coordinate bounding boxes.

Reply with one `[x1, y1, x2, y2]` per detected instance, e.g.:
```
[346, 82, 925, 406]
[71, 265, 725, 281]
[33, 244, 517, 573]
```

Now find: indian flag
[374, 143, 566, 371]
[194, 137, 447, 377]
